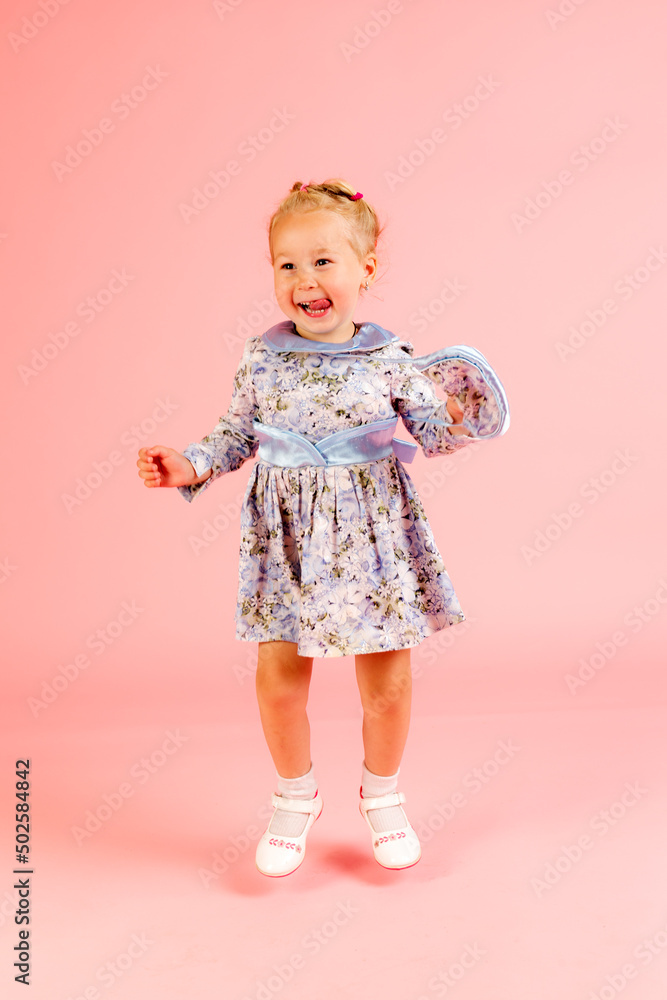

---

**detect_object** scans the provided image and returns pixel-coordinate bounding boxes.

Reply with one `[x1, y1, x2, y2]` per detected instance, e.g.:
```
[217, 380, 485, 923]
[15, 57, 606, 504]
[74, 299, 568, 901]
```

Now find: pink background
[2, 1, 666, 997]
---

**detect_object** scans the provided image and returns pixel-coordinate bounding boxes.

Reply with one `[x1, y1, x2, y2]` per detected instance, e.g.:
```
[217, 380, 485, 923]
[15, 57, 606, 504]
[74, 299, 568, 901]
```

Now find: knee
[256, 659, 311, 710]
[258, 680, 308, 712]
[362, 671, 411, 719]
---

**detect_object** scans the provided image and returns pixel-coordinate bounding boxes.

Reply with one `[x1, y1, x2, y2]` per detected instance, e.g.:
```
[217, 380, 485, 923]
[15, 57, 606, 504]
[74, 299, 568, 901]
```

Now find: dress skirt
[234, 454, 466, 658]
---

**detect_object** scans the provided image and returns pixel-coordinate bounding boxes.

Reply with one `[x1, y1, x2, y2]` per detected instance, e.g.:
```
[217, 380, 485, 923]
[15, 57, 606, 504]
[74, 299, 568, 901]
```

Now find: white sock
[361, 760, 407, 833]
[268, 763, 318, 838]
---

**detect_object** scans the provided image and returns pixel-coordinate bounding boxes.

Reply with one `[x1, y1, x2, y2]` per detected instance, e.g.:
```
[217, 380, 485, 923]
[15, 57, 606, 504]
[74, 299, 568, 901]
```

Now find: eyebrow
[274, 247, 337, 261]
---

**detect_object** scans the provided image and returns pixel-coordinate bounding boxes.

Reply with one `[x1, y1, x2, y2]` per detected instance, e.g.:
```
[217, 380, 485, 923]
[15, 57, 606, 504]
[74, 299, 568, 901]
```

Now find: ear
[362, 251, 378, 285]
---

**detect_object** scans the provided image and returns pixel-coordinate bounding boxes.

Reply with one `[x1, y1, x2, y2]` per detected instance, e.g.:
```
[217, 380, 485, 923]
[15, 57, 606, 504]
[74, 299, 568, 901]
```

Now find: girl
[137, 179, 510, 878]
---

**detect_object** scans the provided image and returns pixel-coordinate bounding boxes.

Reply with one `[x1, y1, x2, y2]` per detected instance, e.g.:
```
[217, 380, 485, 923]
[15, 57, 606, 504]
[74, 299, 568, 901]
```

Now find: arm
[390, 342, 509, 457]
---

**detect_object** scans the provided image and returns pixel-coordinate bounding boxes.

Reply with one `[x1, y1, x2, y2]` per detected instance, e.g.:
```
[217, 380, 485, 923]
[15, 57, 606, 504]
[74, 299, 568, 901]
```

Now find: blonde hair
[268, 178, 383, 264]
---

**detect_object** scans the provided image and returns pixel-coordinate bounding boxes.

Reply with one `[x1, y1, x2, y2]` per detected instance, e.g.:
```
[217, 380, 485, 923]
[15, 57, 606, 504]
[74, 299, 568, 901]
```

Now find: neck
[293, 321, 357, 343]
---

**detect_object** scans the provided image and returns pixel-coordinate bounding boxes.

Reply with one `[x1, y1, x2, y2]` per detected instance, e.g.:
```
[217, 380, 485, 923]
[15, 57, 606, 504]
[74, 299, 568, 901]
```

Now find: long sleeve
[389, 340, 510, 458]
[177, 337, 259, 502]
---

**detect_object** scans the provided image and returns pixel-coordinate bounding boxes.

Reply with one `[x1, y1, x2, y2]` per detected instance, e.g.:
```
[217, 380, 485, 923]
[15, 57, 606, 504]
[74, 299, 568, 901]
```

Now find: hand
[445, 396, 472, 437]
[137, 446, 208, 489]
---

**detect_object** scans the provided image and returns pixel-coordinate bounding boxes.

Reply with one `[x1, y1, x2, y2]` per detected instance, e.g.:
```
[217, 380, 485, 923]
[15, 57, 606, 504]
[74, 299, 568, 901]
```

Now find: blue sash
[253, 416, 418, 467]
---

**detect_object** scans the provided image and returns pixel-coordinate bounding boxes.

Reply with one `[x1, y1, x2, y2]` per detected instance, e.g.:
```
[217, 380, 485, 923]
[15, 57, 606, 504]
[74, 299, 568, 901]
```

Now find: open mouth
[298, 298, 331, 317]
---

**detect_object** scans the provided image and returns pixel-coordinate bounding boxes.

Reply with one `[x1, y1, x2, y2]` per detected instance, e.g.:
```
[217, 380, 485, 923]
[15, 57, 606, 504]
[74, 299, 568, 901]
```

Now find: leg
[354, 647, 412, 776]
[355, 647, 421, 869]
[255, 640, 313, 778]
[254, 641, 321, 878]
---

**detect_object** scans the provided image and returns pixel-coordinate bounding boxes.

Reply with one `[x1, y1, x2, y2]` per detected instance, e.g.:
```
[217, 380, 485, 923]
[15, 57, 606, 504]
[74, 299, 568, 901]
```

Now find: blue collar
[261, 320, 398, 354]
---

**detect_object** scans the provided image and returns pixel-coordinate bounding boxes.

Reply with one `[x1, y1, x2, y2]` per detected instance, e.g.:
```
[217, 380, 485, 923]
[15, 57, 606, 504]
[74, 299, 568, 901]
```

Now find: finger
[146, 445, 170, 460]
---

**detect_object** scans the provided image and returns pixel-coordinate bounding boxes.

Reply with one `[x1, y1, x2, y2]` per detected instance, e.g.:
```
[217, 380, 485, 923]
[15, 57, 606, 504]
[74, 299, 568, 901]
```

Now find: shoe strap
[270, 792, 321, 815]
[360, 790, 405, 811]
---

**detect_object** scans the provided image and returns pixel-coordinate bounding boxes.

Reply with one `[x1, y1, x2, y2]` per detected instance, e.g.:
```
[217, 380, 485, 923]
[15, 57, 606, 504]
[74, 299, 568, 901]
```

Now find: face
[271, 210, 377, 343]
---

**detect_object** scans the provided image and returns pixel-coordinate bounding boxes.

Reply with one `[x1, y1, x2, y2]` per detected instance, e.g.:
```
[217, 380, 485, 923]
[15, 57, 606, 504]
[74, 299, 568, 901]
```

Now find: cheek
[275, 285, 296, 308]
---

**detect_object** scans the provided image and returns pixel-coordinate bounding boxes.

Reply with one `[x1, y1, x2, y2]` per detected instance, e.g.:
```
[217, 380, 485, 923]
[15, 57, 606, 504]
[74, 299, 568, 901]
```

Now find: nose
[296, 267, 318, 288]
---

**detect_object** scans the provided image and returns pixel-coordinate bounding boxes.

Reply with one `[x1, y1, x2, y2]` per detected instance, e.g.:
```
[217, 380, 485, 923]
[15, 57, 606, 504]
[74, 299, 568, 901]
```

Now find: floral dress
[178, 321, 509, 658]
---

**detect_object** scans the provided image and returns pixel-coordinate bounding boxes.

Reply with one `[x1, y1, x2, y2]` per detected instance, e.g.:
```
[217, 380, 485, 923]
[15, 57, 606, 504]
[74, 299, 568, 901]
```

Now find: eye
[315, 258, 331, 266]
[280, 263, 294, 270]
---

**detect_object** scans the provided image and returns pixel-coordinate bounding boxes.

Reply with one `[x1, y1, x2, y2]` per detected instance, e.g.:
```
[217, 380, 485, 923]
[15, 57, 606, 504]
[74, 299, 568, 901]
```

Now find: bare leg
[255, 641, 313, 778]
[354, 647, 412, 776]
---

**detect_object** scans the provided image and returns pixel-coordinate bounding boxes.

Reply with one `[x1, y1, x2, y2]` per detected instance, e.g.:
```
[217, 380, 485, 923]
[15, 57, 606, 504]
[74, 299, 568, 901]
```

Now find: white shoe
[255, 791, 323, 877]
[359, 790, 422, 870]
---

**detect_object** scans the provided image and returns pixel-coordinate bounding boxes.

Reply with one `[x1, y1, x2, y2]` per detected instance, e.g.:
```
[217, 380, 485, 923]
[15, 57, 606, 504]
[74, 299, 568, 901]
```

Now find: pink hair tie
[300, 184, 308, 191]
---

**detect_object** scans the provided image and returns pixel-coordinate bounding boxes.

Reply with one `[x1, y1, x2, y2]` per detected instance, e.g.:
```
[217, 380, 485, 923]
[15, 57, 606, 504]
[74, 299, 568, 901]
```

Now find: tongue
[306, 299, 330, 310]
